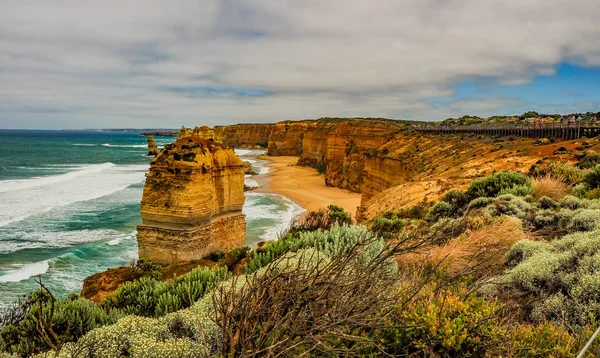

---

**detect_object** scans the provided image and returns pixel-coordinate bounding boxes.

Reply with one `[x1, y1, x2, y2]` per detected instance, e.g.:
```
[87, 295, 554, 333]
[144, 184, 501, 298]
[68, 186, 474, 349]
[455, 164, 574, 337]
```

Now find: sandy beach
[254, 156, 362, 217]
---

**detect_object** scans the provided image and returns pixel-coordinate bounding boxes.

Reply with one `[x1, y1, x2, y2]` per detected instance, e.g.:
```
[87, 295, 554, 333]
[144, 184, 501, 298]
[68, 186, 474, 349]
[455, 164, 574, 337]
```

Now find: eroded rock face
[213, 124, 273, 148]
[267, 121, 313, 156]
[177, 126, 220, 142]
[146, 135, 159, 156]
[137, 136, 246, 265]
[323, 120, 401, 192]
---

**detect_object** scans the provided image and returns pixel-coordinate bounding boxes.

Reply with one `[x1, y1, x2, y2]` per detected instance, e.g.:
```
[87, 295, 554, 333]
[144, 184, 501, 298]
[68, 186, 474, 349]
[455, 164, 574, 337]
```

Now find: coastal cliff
[213, 124, 273, 148]
[322, 120, 401, 192]
[136, 136, 246, 265]
[267, 121, 313, 156]
[357, 132, 544, 220]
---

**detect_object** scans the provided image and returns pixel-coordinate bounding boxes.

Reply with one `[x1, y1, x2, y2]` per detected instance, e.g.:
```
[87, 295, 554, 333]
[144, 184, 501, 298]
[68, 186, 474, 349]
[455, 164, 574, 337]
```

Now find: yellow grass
[398, 217, 530, 278]
[531, 174, 569, 200]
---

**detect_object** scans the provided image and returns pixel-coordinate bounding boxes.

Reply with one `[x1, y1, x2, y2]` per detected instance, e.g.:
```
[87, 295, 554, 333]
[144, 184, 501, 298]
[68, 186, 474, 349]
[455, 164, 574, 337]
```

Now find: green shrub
[100, 266, 231, 317]
[538, 196, 558, 209]
[441, 189, 468, 208]
[377, 283, 505, 356]
[45, 295, 221, 358]
[327, 205, 352, 224]
[530, 162, 584, 185]
[583, 166, 600, 189]
[560, 195, 583, 210]
[466, 197, 493, 211]
[568, 209, 600, 232]
[426, 202, 454, 221]
[488, 230, 600, 326]
[466, 172, 531, 200]
[0, 297, 121, 356]
[485, 194, 532, 218]
[371, 216, 404, 233]
[577, 152, 600, 169]
[498, 183, 533, 197]
[245, 224, 382, 274]
[508, 322, 600, 357]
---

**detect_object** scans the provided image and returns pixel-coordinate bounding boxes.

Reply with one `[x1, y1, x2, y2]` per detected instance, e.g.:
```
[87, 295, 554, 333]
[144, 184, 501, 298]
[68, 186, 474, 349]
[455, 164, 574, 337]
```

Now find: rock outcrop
[177, 126, 220, 142]
[243, 161, 255, 175]
[137, 136, 246, 265]
[146, 135, 159, 156]
[267, 121, 313, 156]
[213, 124, 273, 148]
[322, 120, 401, 192]
[357, 132, 543, 220]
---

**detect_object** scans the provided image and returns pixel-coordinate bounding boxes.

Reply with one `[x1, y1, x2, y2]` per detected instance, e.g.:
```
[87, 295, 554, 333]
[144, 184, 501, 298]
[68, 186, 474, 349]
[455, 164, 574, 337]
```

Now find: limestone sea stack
[146, 135, 159, 156]
[136, 136, 246, 265]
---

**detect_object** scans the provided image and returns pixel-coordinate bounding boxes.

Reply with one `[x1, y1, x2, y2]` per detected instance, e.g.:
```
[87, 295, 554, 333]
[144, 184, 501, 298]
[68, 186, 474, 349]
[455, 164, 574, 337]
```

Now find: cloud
[1, 0, 600, 128]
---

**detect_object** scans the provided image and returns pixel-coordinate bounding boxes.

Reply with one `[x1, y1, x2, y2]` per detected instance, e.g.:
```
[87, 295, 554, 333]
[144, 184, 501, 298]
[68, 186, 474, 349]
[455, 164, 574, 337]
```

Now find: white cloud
[1, 0, 600, 128]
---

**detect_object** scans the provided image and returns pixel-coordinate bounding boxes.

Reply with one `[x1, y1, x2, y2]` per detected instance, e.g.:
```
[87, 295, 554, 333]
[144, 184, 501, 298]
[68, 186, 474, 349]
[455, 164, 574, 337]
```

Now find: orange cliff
[136, 136, 246, 265]
[357, 132, 553, 220]
[213, 123, 273, 148]
[267, 121, 314, 156]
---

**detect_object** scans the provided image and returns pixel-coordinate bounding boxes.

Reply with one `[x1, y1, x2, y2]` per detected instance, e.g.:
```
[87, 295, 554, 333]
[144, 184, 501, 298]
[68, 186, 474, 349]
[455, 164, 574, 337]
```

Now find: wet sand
[254, 156, 362, 217]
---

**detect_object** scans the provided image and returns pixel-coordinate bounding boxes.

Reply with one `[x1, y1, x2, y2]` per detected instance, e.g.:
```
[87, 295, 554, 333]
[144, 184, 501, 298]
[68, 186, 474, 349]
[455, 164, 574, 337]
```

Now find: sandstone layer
[146, 135, 158, 156]
[137, 136, 246, 265]
[177, 126, 220, 142]
[358, 132, 556, 220]
[267, 121, 313, 156]
[213, 124, 273, 148]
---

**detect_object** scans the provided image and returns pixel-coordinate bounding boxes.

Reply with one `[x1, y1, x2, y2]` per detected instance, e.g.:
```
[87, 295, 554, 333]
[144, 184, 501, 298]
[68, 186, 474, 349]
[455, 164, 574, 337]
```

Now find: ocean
[0, 130, 303, 308]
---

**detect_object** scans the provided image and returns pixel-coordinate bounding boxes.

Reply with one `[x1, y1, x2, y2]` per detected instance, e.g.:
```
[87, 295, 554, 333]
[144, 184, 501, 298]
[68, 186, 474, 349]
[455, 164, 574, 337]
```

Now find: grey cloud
[1, 0, 600, 128]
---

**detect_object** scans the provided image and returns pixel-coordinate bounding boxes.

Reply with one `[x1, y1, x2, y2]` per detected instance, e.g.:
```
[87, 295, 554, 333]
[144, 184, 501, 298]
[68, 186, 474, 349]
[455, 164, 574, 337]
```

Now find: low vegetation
[5, 166, 600, 357]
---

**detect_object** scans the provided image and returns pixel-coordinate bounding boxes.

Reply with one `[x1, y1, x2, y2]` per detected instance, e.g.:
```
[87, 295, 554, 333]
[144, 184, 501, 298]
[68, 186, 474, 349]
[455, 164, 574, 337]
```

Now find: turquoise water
[0, 130, 302, 308]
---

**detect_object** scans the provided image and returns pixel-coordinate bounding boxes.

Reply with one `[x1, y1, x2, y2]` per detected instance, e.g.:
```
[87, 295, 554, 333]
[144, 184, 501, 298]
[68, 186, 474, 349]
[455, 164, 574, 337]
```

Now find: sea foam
[0, 163, 147, 227]
[0, 260, 50, 283]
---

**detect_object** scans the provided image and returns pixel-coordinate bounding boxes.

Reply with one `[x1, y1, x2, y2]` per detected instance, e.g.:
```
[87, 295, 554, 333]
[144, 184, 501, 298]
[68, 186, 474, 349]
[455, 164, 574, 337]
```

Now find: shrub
[385, 202, 428, 220]
[585, 187, 600, 199]
[47, 296, 221, 358]
[487, 230, 600, 326]
[245, 224, 381, 274]
[485, 195, 532, 218]
[583, 166, 600, 189]
[560, 195, 583, 210]
[499, 184, 533, 197]
[530, 162, 584, 185]
[441, 189, 468, 208]
[377, 283, 506, 356]
[288, 205, 351, 233]
[508, 322, 600, 357]
[466, 197, 493, 211]
[426, 202, 454, 221]
[100, 266, 231, 317]
[0, 295, 121, 356]
[400, 217, 527, 279]
[538, 196, 558, 209]
[371, 216, 404, 233]
[531, 175, 569, 200]
[568, 209, 600, 232]
[465, 172, 531, 200]
[577, 151, 600, 169]
[216, 246, 402, 357]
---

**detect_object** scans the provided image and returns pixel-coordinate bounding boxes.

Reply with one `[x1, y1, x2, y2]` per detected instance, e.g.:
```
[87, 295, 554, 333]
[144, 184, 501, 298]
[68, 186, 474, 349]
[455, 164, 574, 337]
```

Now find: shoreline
[252, 156, 362, 218]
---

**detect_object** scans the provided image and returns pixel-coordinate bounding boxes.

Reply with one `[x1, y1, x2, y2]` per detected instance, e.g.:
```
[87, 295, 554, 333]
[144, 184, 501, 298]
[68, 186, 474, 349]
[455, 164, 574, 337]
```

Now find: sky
[1, 0, 600, 129]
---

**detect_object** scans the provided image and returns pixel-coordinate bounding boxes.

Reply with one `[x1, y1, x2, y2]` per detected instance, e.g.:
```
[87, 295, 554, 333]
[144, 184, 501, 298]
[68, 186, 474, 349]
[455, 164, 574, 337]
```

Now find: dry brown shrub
[398, 217, 529, 279]
[531, 174, 569, 200]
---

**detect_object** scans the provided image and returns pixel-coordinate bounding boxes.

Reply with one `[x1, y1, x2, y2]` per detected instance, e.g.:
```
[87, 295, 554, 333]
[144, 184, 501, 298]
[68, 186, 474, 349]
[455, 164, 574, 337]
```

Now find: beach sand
[254, 156, 362, 217]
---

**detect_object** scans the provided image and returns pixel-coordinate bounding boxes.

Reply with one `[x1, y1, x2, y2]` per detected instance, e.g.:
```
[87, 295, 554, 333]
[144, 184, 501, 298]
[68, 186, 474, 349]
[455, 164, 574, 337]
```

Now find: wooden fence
[416, 120, 600, 140]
